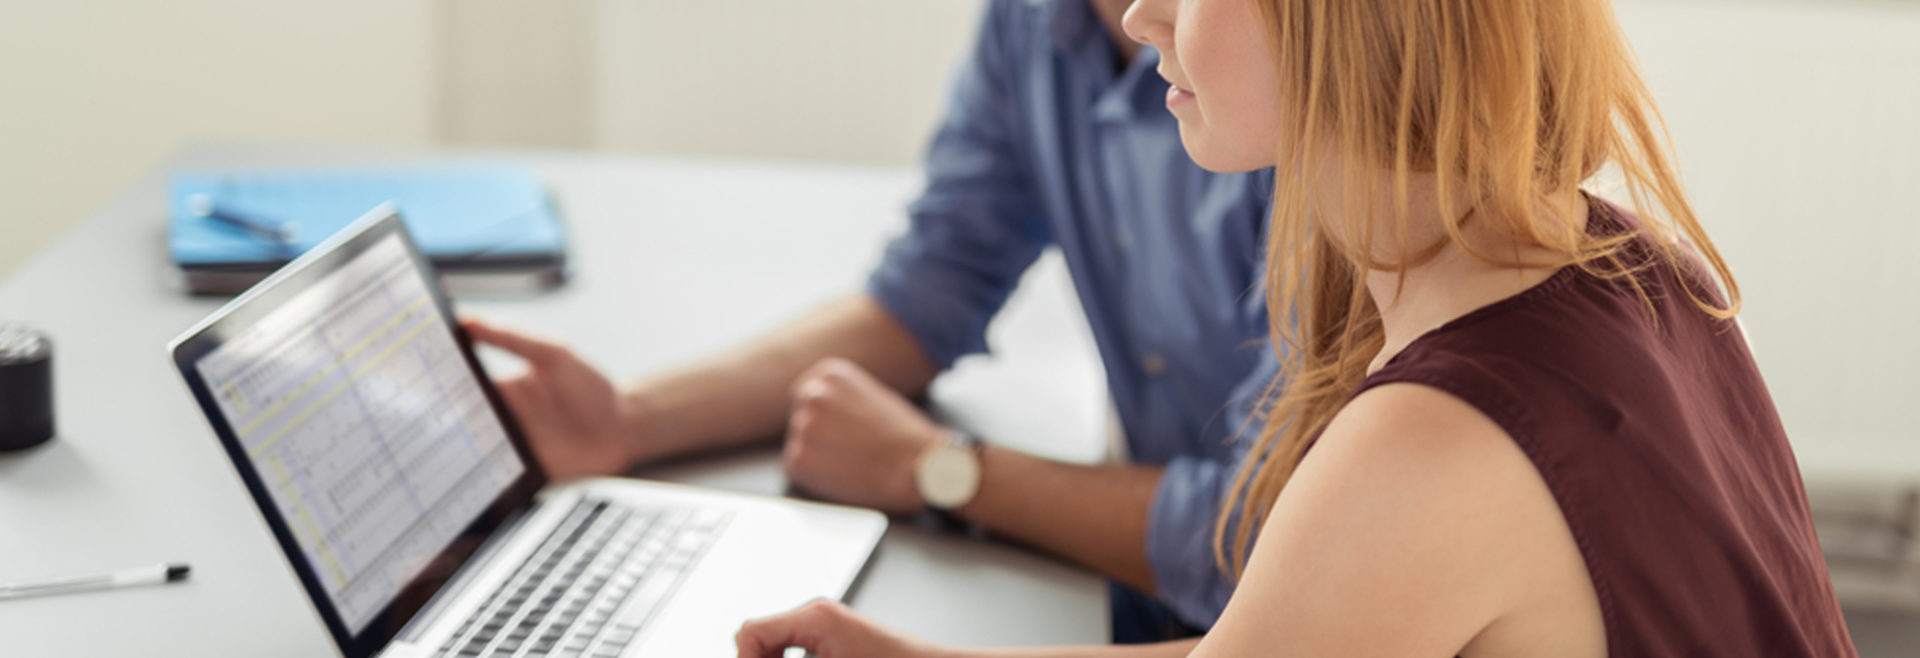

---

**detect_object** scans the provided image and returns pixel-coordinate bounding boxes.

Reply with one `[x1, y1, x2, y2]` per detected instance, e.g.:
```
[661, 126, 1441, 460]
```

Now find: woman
[737, 0, 1857, 655]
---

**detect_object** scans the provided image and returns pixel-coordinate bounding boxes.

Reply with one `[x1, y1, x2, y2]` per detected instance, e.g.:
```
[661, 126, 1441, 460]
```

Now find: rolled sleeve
[865, 0, 1050, 369]
[1146, 344, 1278, 628]
[1147, 454, 1241, 628]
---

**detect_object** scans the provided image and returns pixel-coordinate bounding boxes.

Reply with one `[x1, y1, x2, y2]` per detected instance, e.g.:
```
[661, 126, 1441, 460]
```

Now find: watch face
[917, 445, 981, 510]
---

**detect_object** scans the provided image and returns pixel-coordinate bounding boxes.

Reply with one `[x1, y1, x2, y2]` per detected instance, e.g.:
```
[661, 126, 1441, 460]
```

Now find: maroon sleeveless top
[1351, 197, 1856, 656]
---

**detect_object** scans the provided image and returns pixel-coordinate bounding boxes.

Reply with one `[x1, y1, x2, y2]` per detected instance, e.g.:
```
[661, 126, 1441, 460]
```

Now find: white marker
[0, 563, 191, 601]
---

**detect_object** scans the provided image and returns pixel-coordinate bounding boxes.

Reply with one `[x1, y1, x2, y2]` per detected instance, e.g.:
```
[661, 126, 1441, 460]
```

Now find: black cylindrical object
[0, 324, 54, 451]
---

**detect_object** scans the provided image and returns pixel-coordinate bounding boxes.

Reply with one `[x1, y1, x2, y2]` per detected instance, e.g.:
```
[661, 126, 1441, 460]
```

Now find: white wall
[1613, 0, 1920, 476]
[0, 0, 982, 280]
[439, 0, 594, 148]
[591, 0, 982, 165]
[0, 0, 439, 279]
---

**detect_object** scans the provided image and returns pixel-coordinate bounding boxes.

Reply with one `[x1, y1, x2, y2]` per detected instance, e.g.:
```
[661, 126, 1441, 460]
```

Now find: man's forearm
[955, 444, 1166, 594]
[621, 294, 938, 463]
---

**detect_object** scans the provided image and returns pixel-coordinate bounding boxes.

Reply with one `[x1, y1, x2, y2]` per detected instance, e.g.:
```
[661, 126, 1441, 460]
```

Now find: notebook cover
[167, 165, 566, 271]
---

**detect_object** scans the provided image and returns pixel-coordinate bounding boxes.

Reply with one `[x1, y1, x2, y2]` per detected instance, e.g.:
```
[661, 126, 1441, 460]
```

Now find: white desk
[0, 145, 1111, 655]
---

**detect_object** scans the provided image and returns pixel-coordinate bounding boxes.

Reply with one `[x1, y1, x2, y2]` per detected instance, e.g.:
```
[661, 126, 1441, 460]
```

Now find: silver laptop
[169, 204, 886, 657]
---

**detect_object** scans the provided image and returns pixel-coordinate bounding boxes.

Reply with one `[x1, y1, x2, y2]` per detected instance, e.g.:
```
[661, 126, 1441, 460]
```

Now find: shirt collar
[1094, 48, 1166, 123]
[1046, 0, 1101, 53]
[1045, 1, 1169, 123]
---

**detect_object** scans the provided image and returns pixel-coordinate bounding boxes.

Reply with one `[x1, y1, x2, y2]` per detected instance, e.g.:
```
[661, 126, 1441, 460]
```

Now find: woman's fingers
[735, 600, 839, 658]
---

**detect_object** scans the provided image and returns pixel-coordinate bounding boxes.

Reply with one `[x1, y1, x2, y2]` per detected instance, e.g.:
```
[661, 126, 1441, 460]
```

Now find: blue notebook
[167, 165, 567, 293]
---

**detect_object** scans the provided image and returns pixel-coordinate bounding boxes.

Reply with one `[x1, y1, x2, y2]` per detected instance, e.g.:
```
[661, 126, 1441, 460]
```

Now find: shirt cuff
[1145, 455, 1241, 629]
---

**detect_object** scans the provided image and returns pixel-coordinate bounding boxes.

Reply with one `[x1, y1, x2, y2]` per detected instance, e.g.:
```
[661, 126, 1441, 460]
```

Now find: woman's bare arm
[966, 639, 1200, 658]
[1188, 384, 1604, 657]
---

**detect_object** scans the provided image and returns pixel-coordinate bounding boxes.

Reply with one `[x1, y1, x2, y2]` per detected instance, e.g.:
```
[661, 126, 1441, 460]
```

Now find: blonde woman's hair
[1217, 0, 1740, 577]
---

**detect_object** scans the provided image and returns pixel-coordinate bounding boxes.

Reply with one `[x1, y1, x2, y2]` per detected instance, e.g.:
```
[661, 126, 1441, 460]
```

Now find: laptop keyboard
[435, 498, 732, 658]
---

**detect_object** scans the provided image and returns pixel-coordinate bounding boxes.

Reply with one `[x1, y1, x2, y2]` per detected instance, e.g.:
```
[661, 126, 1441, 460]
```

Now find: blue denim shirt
[865, 0, 1277, 628]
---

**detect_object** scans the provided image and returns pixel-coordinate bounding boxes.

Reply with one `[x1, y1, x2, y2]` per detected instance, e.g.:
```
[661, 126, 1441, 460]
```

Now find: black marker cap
[0, 324, 54, 452]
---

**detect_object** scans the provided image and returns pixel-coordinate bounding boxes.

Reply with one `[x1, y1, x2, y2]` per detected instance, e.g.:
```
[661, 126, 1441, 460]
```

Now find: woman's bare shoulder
[1192, 383, 1604, 658]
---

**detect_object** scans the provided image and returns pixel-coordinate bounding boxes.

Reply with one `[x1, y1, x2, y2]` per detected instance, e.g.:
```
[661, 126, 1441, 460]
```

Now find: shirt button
[1141, 352, 1166, 376]
[1115, 228, 1134, 248]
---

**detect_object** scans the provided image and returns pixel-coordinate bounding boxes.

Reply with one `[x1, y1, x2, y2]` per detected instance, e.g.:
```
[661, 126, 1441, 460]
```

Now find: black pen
[0, 562, 192, 601]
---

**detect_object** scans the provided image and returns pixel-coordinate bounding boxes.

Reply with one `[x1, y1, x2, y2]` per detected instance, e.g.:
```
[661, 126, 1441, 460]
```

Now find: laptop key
[621, 574, 676, 628]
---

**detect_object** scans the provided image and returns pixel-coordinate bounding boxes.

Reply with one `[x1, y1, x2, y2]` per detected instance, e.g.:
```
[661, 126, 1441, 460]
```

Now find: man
[464, 0, 1274, 641]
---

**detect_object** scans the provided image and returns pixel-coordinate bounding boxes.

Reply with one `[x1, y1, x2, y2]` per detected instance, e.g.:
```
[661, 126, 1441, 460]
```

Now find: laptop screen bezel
[168, 206, 551, 658]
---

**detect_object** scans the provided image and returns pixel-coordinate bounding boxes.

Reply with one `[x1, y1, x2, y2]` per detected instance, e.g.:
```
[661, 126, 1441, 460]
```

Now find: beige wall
[0, 0, 439, 280]
[438, 0, 982, 162]
[591, 0, 980, 165]
[438, 0, 595, 148]
[0, 0, 981, 279]
[1613, 0, 1920, 465]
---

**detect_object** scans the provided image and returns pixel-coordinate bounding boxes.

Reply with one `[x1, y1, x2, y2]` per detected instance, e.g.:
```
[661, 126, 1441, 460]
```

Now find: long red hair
[1217, 0, 1740, 577]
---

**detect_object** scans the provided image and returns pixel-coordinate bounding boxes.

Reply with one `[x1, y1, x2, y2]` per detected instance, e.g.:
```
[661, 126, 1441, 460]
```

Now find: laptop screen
[179, 215, 538, 642]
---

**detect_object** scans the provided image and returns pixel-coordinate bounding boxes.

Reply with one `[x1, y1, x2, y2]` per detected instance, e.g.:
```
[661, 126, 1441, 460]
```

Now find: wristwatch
[915, 429, 982, 511]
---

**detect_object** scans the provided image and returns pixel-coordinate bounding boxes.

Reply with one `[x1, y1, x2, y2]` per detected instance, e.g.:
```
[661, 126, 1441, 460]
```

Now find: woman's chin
[1178, 129, 1270, 174]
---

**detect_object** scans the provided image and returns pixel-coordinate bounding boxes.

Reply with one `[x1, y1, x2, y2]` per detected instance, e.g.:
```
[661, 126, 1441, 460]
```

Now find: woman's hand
[736, 600, 947, 658]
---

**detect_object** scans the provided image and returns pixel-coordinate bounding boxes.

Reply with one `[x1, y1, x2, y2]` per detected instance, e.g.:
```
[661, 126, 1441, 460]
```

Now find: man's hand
[783, 358, 943, 514]
[462, 318, 641, 480]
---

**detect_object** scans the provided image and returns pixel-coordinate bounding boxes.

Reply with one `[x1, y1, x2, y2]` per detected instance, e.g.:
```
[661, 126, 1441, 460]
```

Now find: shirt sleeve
[865, 0, 1051, 369]
[1145, 345, 1276, 628]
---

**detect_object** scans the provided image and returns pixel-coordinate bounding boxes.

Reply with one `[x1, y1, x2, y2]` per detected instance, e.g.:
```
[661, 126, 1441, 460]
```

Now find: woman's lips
[1166, 85, 1195, 107]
